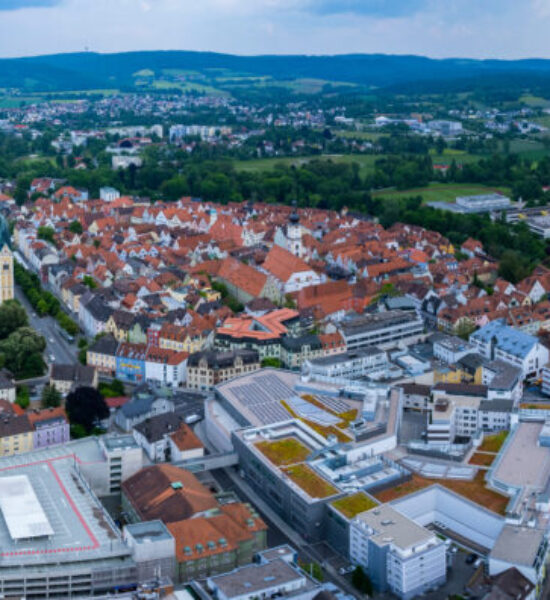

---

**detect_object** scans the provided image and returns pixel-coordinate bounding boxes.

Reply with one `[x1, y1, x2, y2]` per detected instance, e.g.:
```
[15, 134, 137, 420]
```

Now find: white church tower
[287, 202, 303, 258]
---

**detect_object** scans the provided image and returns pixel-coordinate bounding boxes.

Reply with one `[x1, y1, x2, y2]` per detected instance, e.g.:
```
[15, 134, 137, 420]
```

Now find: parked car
[466, 553, 478, 565]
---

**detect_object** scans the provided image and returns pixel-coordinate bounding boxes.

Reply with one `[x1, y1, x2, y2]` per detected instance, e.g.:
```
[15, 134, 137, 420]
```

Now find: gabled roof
[121, 464, 218, 523]
[262, 245, 313, 283]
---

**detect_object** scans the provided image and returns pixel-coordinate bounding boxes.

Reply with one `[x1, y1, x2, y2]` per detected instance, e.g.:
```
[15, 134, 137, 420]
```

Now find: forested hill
[3, 50, 550, 93]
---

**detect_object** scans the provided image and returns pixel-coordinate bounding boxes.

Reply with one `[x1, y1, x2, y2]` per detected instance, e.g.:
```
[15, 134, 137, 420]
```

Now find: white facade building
[350, 504, 446, 600]
[470, 320, 549, 379]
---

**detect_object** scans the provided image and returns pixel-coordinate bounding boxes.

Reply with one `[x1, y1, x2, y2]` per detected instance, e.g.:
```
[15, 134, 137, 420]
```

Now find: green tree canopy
[41, 384, 62, 408]
[66, 386, 109, 433]
[0, 300, 28, 339]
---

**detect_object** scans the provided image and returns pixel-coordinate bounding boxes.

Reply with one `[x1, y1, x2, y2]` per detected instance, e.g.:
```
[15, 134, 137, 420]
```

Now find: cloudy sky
[0, 0, 547, 59]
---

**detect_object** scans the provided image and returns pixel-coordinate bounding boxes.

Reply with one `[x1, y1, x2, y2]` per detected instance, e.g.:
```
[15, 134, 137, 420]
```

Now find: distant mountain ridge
[2, 50, 550, 93]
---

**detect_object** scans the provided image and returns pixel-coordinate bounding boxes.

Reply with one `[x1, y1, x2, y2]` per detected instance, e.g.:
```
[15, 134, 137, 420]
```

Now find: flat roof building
[489, 525, 548, 586]
[350, 504, 446, 600]
[0, 438, 141, 597]
[338, 310, 424, 351]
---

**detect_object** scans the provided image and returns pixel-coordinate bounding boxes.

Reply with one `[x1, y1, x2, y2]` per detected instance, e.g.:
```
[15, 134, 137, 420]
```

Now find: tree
[351, 566, 373, 595]
[41, 384, 62, 408]
[69, 220, 83, 234]
[16, 385, 30, 409]
[498, 250, 530, 284]
[455, 320, 476, 341]
[37, 226, 55, 245]
[82, 275, 97, 289]
[0, 300, 28, 339]
[66, 386, 109, 433]
[0, 327, 46, 379]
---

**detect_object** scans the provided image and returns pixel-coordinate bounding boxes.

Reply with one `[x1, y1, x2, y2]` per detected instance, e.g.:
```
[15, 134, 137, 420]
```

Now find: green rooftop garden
[283, 464, 339, 499]
[331, 492, 379, 519]
[256, 437, 311, 466]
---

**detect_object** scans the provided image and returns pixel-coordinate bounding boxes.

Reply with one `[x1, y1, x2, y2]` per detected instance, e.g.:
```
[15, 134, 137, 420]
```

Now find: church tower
[0, 245, 14, 304]
[287, 201, 303, 258]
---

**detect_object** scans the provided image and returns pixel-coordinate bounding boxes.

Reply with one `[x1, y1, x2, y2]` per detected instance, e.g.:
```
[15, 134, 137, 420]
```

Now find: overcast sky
[0, 0, 547, 59]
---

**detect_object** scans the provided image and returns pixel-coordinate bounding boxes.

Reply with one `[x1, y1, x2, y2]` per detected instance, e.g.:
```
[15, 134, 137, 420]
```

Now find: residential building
[168, 423, 205, 462]
[87, 334, 119, 374]
[0, 414, 33, 457]
[216, 257, 281, 304]
[470, 320, 549, 378]
[144, 346, 188, 386]
[489, 526, 548, 589]
[27, 407, 70, 449]
[99, 186, 121, 202]
[187, 349, 260, 390]
[114, 387, 174, 432]
[132, 413, 202, 462]
[432, 334, 474, 364]
[116, 343, 147, 384]
[79, 293, 113, 337]
[0, 368, 15, 403]
[50, 363, 98, 395]
[350, 504, 446, 599]
[262, 245, 322, 294]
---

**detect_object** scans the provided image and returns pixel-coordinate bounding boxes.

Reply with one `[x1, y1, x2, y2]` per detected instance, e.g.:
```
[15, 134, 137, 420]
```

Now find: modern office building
[302, 347, 388, 381]
[338, 311, 424, 351]
[350, 504, 446, 599]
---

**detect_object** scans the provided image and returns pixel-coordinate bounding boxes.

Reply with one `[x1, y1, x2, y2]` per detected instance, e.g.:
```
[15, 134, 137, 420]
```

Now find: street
[14, 285, 79, 366]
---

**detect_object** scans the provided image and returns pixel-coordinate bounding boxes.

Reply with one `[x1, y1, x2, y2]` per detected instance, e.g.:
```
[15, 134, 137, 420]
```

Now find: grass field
[233, 154, 383, 176]
[232, 151, 482, 178]
[371, 183, 512, 204]
[334, 130, 388, 141]
[519, 94, 550, 107]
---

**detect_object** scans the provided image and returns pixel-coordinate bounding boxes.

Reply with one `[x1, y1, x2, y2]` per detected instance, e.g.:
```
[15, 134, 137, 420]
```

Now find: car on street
[49, 354, 55, 362]
[465, 553, 478, 565]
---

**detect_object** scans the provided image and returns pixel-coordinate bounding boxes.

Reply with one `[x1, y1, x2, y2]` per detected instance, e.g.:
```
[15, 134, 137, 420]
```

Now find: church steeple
[289, 199, 300, 225]
[287, 199, 303, 257]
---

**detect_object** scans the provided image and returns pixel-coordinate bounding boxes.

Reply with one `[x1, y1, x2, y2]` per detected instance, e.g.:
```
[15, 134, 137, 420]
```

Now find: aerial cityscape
[2, 2, 550, 600]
